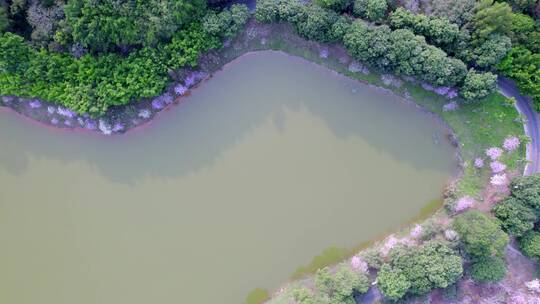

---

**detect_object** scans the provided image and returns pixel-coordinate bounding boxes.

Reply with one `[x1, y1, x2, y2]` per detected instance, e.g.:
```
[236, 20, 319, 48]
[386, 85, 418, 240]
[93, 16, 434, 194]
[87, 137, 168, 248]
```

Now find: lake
[0, 51, 457, 304]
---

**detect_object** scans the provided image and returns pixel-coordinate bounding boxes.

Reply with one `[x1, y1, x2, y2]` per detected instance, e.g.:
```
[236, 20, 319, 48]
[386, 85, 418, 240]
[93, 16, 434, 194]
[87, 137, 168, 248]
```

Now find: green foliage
[431, 0, 476, 26]
[460, 69, 498, 101]
[255, 0, 339, 42]
[519, 230, 540, 261]
[509, 173, 540, 209]
[377, 264, 410, 300]
[203, 4, 249, 39]
[293, 4, 339, 42]
[290, 286, 323, 304]
[473, 34, 512, 69]
[377, 242, 463, 300]
[353, 0, 388, 22]
[343, 21, 390, 69]
[498, 47, 540, 111]
[360, 248, 383, 270]
[470, 256, 507, 283]
[314, 265, 370, 303]
[493, 198, 537, 236]
[329, 15, 353, 42]
[343, 21, 467, 87]
[389, 8, 460, 48]
[472, 0, 513, 43]
[315, 0, 352, 12]
[63, 0, 207, 52]
[509, 13, 540, 52]
[254, 0, 281, 23]
[453, 210, 509, 259]
[0, 20, 228, 115]
[0, 32, 31, 73]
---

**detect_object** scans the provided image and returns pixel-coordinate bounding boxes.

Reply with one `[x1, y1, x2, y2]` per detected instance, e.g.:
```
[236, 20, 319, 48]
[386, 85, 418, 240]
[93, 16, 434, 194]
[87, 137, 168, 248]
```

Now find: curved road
[356, 78, 540, 304]
[498, 77, 540, 175]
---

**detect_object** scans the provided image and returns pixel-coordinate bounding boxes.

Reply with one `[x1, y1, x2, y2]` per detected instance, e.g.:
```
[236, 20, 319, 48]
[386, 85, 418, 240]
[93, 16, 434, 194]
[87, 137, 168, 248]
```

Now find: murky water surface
[0, 51, 457, 304]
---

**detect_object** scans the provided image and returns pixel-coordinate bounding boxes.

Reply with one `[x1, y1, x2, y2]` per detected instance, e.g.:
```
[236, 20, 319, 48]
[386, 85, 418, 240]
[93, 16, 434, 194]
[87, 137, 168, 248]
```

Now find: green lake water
[0, 51, 457, 304]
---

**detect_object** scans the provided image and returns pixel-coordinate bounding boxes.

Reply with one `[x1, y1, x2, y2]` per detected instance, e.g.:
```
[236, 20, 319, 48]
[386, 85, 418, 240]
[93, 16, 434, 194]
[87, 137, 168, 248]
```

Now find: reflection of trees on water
[0, 52, 457, 184]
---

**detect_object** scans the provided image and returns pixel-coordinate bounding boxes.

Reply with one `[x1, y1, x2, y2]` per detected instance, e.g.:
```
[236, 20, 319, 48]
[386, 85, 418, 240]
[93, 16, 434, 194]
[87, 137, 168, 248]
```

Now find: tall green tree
[63, 0, 207, 53]
[472, 0, 513, 43]
[353, 0, 388, 22]
[453, 210, 509, 259]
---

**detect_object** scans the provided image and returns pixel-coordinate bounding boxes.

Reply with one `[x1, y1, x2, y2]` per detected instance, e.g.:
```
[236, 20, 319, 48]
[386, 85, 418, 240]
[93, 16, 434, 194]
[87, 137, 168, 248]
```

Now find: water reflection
[0, 51, 456, 184]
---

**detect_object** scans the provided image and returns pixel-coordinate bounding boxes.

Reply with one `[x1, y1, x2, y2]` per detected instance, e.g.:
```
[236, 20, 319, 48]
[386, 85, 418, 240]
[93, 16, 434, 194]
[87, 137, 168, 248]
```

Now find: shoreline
[0, 20, 530, 304]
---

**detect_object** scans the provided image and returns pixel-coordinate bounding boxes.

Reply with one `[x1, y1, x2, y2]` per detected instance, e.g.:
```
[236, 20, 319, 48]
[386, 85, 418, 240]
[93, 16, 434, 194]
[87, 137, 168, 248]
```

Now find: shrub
[377, 242, 463, 299]
[343, 21, 391, 69]
[360, 248, 383, 270]
[254, 0, 280, 22]
[377, 264, 410, 300]
[493, 198, 537, 237]
[389, 8, 460, 48]
[353, 0, 388, 22]
[315, 265, 370, 303]
[0, 21, 224, 115]
[519, 231, 540, 262]
[343, 21, 467, 87]
[497, 47, 540, 111]
[315, 0, 352, 12]
[509, 173, 540, 210]
[430, 0, 476, 26]
[470, 256, 507, 283]
[64, 0, 207, 52]
[292, 4, 339, 42]
[453, 210, 509, 259]
[473, 34, 512, 69]
[203, 4, 249, 39]
[329, 15, 353, 42]
[460, 69, 497, 101]
[472, 0, 513, 43]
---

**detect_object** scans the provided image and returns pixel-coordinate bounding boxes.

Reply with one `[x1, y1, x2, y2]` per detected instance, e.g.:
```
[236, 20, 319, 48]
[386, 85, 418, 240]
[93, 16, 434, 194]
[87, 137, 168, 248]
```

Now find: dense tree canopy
[472, 0, 514, 43]
[0, 3, 253, 115]
[389, 8, 460, 48]
[353, 0, 388, 22]
[493, 198, 538, 236]
[453, 211, 509, 283]
[314, 265, 370, 303]
[460, 69, 498, 100]
[377, 242, 463, 300]
[315, 0, 351, 12]
[62, 0, 207, 52]
[470, 256, 507, 283]
[519, 231, 540, 261]
[342, 20, 468, 87]
[453, 210, 509, 259]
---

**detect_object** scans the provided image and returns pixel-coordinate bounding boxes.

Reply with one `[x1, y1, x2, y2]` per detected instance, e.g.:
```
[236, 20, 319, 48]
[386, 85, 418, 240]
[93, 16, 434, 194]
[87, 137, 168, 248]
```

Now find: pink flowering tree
[454, 196, 475, 212]
[490, 161, 506, 173]
[503, 136, 520, 152]
[490, 173, 508, 186]
[474, 158, 484, 168]
[485, 147, 503, 160]
[350, 255, 368, 273]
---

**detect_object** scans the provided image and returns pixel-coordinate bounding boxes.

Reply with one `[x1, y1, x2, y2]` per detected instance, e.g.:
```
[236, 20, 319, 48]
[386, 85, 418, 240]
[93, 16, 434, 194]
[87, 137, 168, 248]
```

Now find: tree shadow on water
[0, 51, 457, 184]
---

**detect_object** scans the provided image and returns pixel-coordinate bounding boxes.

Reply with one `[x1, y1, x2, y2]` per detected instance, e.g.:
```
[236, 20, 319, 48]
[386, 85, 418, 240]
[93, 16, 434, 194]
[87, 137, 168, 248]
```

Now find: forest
[0, 0, 539, 114]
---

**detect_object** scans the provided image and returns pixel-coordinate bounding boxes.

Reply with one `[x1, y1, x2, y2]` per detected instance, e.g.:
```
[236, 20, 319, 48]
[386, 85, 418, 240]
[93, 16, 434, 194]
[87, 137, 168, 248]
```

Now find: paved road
[498, 77, 540, 175]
